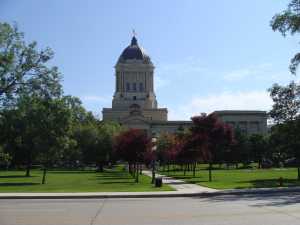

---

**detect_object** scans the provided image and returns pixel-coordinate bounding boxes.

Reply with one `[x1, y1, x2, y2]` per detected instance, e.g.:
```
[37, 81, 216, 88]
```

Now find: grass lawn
[0, 165, 174, 192]
[160, 167, 300, 190]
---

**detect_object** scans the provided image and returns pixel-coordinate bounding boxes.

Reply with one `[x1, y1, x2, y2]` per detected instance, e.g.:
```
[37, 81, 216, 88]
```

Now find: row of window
[126, 82, 144, 92]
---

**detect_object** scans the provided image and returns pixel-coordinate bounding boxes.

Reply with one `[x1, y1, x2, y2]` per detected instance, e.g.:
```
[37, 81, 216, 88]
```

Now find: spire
[131, 29, 138, 46]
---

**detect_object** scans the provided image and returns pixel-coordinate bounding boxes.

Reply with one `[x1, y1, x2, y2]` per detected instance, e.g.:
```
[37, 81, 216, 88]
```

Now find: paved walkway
[142, 170, 217, 193]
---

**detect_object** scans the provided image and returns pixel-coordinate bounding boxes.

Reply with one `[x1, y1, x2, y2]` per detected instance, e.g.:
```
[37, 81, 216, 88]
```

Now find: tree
[230, 128, 250, 168]
[95, 121, 122, 172]
[0, 22, 61, 107]
[269, 81, 300, 179]
[270, 119, 300, 178]
[60, 96, 98, 168]
[0, 145, 11, 169]
[271, 0, 300, 74]
[33, 97, 72, 184]
[189, 113, 235, 181]
[248, 134, 268, 168]
[74, 123, 99, 166]
[114, 129, 152, 182]
[268, 82, 300, 123]
[156, 132, 177, 171]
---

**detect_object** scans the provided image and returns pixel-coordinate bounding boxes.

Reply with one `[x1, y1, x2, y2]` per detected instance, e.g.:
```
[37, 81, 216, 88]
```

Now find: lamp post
[151, 136, 157, 184]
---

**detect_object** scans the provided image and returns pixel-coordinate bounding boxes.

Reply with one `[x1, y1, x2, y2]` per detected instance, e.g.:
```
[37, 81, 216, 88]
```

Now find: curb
[0, 187, 299, 199]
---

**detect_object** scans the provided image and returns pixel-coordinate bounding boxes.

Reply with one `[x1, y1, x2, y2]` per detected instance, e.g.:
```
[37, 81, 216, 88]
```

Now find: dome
[117, 36, 152, 64]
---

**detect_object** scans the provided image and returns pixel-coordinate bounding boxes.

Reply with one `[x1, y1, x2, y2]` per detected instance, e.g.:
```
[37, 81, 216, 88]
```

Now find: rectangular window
[139, 82, 144, 92]
[126, 82, 130, 91]
[133, 83, 137, 91]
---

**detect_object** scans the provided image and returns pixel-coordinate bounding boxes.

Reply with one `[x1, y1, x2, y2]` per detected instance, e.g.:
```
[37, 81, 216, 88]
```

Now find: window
[139, 82, 144, 92]
[133, 96, 137, 100]
[126, 83, 130, 91]
[132, 83, 137, 91]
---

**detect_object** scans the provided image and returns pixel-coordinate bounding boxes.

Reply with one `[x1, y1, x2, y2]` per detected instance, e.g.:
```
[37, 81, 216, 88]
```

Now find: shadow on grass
[95, 176, 132, 180]
[97, 181, 134, 184]
[237, 178, 300, 188]
[49, 171, 96, 174]
[0, 175, 37, 179]
[0, 182, 40, 186]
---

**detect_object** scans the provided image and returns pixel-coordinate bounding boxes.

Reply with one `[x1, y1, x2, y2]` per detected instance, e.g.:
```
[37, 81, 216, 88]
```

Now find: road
[1, 192, 300, 225]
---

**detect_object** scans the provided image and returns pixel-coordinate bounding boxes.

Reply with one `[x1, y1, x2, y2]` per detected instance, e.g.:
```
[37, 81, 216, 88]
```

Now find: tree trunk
[25, 163, 31, 177]
[298, 167, 300, 181]
[129, 163, 132, 174]
[151, 162, 155, 184]
[140, 164, 142, 175]
[42, 167, 47, 184]
[184, 164, 187, 176]
[258, 159, 262, 169]
[135, 164, 139, 183]
[133, 164, 136, 178]
[209, 163, 212, 182]
[97, 162, 104, 172]
[193, 162, 196, 177]
[25, 153, 31, 177]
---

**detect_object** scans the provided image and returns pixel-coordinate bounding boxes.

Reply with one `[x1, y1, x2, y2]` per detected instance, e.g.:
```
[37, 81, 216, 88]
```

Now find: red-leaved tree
[114, 129, 152, 182]
[189, 113, 235, 181]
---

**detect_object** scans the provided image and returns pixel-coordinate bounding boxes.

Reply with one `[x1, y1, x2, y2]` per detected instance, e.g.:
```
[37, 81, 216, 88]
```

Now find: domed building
[102, 35, 268, 136]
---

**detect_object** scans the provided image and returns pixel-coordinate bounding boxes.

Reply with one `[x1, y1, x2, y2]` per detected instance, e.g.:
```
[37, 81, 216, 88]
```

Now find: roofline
[213, 110, 267, 115]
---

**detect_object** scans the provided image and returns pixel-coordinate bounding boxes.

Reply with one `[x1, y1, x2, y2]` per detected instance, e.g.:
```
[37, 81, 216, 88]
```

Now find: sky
[1, 0, 299, 120]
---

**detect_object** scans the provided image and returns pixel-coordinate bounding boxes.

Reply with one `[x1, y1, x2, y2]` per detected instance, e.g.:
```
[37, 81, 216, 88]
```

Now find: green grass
[0, 165, 174, 192]
[160, 167, 300, 190]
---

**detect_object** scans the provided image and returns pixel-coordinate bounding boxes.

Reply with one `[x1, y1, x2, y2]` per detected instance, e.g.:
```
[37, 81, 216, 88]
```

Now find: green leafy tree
[270, 119, 300, 178]
[0, 145, 11, 169]
[269, 81, 300, 179]
[0, 22, 61, 107]
[59, 95, 97, 167]
[268, 82, 300, 124]
[96, 121, 123, 171]
[271, 0, 300, 74]
[74, 124, 99, 166]
[248, 134, 268, 168]
[0, 96, 44, 176]
[33, 97, 72, 184]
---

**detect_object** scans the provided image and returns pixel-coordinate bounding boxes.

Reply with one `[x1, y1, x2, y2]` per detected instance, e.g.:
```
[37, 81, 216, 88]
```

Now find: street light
[151, 136, 157, 184]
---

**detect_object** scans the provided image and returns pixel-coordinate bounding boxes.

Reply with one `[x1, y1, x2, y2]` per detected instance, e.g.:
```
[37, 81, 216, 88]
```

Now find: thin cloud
[223, 63, 288, 82]
[81, 95, 111, 102]
[168, 90, 272, 120]
[157, 57, 207, 78]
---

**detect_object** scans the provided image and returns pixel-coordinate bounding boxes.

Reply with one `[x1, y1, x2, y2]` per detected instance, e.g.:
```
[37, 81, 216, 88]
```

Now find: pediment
[121, 115, 149, 125]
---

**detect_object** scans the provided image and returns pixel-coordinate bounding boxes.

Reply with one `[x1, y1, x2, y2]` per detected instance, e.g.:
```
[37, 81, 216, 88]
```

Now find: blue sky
[1, 0, 298, 120]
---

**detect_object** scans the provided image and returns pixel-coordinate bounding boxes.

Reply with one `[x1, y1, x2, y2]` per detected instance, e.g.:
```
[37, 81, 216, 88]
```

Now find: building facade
[102, 36, 267, 136]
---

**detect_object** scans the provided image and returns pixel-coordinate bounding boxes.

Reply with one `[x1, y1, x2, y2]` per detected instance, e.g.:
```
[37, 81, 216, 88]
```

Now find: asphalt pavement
[1, 191, 300, 225]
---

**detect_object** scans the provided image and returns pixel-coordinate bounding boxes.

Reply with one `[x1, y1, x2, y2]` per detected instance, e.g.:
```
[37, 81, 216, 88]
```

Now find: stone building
[102, 36, 267, 136]
[213, 110, 268, 135]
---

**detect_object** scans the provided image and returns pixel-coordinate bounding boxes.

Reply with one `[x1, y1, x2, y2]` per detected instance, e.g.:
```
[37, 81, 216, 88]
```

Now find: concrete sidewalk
[142, 170, 217, 193]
